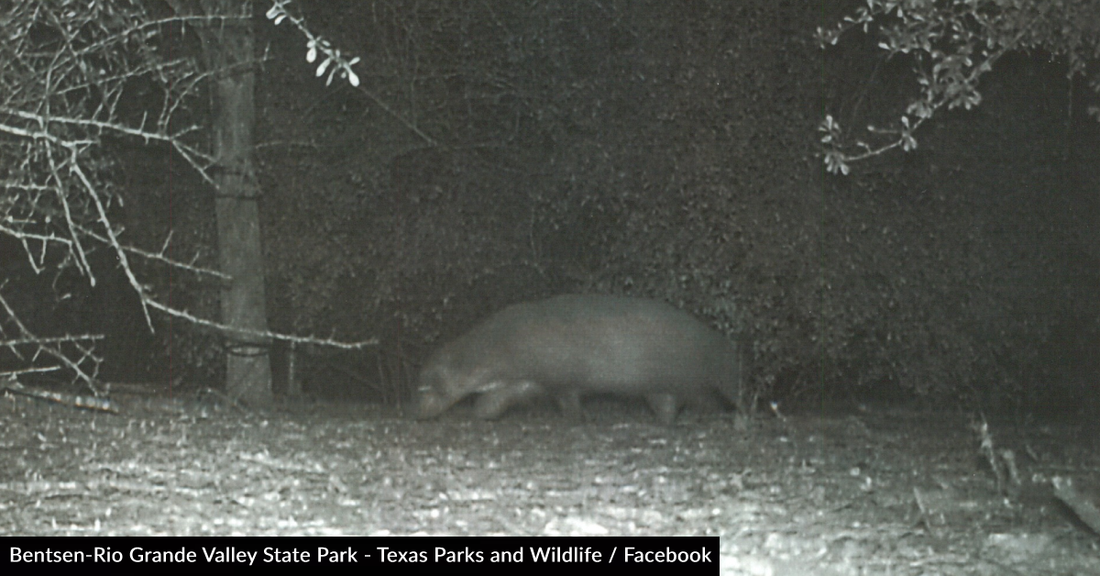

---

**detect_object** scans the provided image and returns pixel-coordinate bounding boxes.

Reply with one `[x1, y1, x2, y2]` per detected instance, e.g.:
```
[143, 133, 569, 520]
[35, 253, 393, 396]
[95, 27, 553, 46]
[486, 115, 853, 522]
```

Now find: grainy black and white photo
[1, 1, 1097, 572]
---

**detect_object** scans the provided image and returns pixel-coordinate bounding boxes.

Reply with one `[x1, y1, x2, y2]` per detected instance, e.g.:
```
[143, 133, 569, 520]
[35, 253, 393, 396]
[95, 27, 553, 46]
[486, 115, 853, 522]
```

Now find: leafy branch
[264, 0, 361, 87]
[819, 0, 1100, 175]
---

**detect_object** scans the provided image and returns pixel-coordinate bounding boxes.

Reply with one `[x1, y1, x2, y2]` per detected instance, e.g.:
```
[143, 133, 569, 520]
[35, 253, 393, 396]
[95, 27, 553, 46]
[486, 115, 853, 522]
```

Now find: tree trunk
[197, 0, 273, 407]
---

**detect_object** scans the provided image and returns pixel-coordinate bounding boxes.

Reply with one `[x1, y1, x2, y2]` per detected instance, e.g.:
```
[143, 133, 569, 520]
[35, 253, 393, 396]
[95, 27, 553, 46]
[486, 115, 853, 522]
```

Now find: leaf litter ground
[1, 392, 1097, 575]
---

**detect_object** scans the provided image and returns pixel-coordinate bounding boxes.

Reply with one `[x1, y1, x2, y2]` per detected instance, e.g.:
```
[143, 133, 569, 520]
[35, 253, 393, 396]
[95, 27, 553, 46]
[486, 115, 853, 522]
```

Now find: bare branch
[0, 0, 379, 391]
[143, 298, 376, 350]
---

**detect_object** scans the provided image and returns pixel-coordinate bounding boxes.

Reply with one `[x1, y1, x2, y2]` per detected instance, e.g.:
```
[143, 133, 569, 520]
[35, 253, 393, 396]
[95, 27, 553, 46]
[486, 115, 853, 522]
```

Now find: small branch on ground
[1052, 476, 1100, 537]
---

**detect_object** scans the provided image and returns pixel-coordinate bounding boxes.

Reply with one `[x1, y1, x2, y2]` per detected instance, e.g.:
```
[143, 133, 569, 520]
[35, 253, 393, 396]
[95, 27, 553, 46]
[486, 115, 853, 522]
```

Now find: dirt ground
[1, 390, 1097, 575]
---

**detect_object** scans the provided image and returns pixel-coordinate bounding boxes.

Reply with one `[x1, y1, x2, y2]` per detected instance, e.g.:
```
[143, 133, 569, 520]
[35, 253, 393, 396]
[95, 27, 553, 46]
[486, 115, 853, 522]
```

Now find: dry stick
[67, 144, 151, 327]
[912, 487, 939, 539]
[1, 379, 117, 413]
[1000, 449, 1021, 491]
[975, 418, 1006, 493]
[0, 292, 103, 390]
[143, 298, 376, 350]
[0, 335, 104, 347]
[1052, 476, 1100, 537]
[0, 366, 61, 378]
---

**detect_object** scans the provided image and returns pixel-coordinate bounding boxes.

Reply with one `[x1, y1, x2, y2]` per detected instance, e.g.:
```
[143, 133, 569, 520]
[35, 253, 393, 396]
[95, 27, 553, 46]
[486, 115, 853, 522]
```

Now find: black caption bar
[3, 536, 718, 575]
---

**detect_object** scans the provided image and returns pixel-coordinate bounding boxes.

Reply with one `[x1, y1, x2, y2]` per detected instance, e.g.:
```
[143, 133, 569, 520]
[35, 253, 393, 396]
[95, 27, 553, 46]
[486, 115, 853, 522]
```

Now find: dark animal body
[416, 295, 742, 424]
